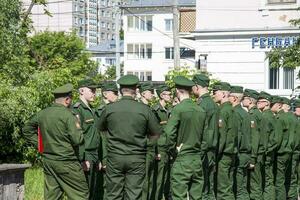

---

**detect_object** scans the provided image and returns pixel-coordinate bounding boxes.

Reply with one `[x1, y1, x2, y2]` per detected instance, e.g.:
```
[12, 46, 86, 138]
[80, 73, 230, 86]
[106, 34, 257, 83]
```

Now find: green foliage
[268, 18, 300, 71]
[0, 1, 98, 163]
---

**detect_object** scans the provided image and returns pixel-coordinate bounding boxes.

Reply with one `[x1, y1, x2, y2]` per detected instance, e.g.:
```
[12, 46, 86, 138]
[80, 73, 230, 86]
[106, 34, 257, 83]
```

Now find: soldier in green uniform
[281, 97, 297, 200]
[23, 83, 89, 200]
[139, 82, 157, 200]
[95, 81, 119, 199]
[271, 96, 292, 200]
[152, 84, 172, 200]
[96, 75, 161, 200]
[72, 79, 100, 200]
[229, 86, 252, 200]
[242, 89, 263, 200]
[257, 92, 276, 199]
[293, 99, 300, 198]
[213, 82, 237, 200]
[165, 76, 206, 200]
[192, 74, 218, 200]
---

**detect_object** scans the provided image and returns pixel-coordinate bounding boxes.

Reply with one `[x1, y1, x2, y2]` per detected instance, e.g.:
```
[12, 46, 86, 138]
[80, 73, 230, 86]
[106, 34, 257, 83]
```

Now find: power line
[29, 6, 115, 15]
[122, 7, 195, 50]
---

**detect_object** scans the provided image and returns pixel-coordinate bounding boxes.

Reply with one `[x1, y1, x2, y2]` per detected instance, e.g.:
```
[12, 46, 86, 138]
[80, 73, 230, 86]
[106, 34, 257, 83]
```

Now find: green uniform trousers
[263, 152, 276, 200]
[144, 146, 156, 200]
[235, 153, 250, 200]
[151, 150, 169, 200]
[275, 153, 291, 200]
[43, 159, 89, 200]
[85, 151, 102, 200]
[202, 153, 216, 200]
[249, 154, 263, 200]
[171, 154, 204, 200]
[287, 153, 299, 199]
[106, 154, 145, 200]
[217, 154, 235, 200]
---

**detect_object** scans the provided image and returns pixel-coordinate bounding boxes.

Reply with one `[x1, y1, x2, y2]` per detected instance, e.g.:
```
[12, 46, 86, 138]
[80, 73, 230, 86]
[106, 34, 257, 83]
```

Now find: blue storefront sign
[252, 36, 298, 49]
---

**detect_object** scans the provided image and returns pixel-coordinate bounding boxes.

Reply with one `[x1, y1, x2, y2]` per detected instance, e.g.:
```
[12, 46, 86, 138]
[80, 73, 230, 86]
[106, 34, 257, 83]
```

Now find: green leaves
[0, 1, 98, 163]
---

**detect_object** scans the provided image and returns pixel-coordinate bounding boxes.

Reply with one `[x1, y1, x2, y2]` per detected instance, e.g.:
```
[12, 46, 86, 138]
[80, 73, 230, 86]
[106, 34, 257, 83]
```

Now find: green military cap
[192, 74, 210, 87]
[156, 84, 171, 97]
[271, 95, 282, 104]
[117, 75, 139, 87]
[77, 79, 98, 89]
[139, 82, 154, 93]
[212, 82, 231, 91]
[281, 97, 291, 105]
[52, 83, 73, 96]
[230, 85, 243, 94]
[102, 81, 118, 92]
[294, 99, 300, 108]
[244, 89, 259, 100]
[258, 91, 272, 102]
[173, 76, 195, 89]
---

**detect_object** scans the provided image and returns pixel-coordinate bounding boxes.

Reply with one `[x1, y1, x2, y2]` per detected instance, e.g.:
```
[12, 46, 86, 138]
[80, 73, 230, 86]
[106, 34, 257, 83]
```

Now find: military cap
[244, 89, 259, 100]
[271, 95, 282, 104]
[52, 83, 73, 96]
[156, 84, 171, 97]
[139, 82, 154, 93]
[294, 99, 300, 108]
[117, 75, 139, 87]
[77, 79, 98, 89]
[212, 82, 231, 91]
[281, 97, 291, 105]
[258, 91, 272, 102]
[192, 74, 210, 87]
[102, 81, 118, 92]
[230, 86, 243, 94]
[173, 76, 195, 88]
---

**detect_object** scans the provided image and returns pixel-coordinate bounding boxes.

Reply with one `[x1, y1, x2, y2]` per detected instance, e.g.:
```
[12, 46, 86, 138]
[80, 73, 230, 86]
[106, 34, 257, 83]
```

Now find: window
[127, 16, 153, 31]
[283, 68, 294, 89]
[269, 68, 279, 89]
[268, 67, 295, 89]
[268, 0, 296, 4]
[101, 22, 106, 28]
[165, 47, 195, 59]
[74, 17, 78, 25]
[127, 71, 152, 81]
[101, 10, 105, 17]
[165, 19, 173, 31]
[127, 43, 152, 59]
[101, 32, 105, 40]
[165, 47, 174, 59]
[107, 34, 110, 40]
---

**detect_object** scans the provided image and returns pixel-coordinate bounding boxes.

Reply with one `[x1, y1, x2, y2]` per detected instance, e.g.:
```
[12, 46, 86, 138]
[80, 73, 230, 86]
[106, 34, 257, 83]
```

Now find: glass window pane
[269, 68, 279, 89]
[146, 44, 152, 59]
[128, 16, 133, 30]
[127, 44, 133, 59]
[283, 68, 294, 89]
[146, 16, 152, 31]
[140, 44, 145, 59]
[134, 44, 139, 58]
[135, 17, 139, 30]
[165, 48, 170, 59]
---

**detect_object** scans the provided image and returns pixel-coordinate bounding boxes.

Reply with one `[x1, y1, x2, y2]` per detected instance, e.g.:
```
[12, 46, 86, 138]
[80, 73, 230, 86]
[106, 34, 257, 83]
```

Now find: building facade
[187, 0, 300, 96]
[22, 0, 117, 47]
[122, 0, 196, 81]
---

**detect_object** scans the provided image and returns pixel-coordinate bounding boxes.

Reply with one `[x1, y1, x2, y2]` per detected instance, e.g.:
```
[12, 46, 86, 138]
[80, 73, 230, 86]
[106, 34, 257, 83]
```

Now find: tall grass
[25, 167, 43, 200]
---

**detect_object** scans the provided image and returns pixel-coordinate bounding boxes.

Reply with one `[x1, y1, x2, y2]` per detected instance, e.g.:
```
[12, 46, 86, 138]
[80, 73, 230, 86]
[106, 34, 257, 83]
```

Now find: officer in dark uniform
[72, 79, 100, 200]
[97, 75, 161, 200]
[165, 76, 206, 200]
[23, 83, 89, 200]
[192, 74, 219, 200]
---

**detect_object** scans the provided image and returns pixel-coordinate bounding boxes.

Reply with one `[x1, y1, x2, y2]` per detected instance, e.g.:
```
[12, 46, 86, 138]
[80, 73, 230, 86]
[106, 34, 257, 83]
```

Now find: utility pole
[172, 0, 180, 69]
[115, 0, 121, 80]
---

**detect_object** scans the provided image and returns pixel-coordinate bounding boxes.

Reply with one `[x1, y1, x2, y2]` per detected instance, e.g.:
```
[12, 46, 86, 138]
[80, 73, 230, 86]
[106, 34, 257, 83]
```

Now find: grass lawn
[25, 167, 44, 200]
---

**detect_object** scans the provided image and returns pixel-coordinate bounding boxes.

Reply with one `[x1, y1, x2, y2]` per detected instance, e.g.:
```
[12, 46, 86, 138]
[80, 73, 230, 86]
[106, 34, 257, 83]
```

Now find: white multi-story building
[22, 0, 117, 47]
[122, 0, 196, 81]
[186, 0, 300, 96]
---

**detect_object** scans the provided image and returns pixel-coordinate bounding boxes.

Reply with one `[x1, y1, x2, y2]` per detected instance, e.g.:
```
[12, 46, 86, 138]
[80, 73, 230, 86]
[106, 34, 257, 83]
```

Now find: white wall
[196, 0, 300, 31]
[124, 13, 195, 81]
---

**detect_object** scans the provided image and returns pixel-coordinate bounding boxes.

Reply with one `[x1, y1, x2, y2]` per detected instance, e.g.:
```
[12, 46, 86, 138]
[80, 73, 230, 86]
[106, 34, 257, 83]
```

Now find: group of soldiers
[23, 73, 300, 200]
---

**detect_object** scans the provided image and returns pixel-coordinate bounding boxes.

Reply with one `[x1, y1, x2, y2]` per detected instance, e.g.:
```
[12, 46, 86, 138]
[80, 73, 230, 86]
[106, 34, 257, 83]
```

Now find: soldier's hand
[82, 160, 90, 171]
[155, 154, 161, 161]
[248, 164, 255, 169]
[102, 165, 107, 172]
[98, 162, 102, 171]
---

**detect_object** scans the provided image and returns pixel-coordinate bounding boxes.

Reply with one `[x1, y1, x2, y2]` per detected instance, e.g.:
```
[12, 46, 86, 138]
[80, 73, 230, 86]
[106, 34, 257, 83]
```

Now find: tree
[268, 19, 300, 77]
[0, 1, 98, 163]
